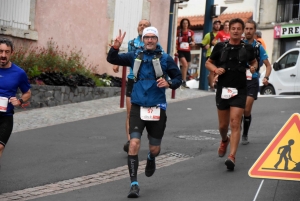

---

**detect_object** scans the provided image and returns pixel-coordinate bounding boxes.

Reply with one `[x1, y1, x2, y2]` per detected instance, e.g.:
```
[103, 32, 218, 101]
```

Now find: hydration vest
[219, 41, 248, 72]
[132, 50, 165, 82]
[253, 41, 261, 72]
[129, 38, 142, 52]
[178, 29, 192, 43]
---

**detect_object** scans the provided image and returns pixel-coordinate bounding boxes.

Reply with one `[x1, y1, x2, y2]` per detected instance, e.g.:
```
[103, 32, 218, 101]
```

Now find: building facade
[259, 0, 300, 63]
[0, 0, 171, 76]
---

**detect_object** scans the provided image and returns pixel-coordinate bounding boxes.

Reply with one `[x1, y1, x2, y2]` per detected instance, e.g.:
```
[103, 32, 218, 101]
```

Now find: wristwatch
[18, 98, 24, 105]
[264, 76, 269, 80]
[167, 80, 172, 87]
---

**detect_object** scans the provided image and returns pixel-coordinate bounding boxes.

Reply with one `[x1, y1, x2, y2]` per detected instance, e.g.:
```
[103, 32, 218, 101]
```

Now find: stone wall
[17, 85, 121, 109]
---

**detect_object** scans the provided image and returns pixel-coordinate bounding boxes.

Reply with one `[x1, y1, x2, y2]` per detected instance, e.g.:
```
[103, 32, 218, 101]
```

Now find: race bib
[221, 87, 238, 99]
[180, 42, 189, 50]
[246, 69, 252, 80]
[140, 106, 160, 121]
[0, 97, 9, 112]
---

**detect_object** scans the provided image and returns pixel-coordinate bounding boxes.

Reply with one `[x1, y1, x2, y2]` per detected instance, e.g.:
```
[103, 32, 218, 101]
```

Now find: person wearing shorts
[205, 18, 257, 171]
[107, 27, 182, 198]
[176, 18, 195, 88]
[0, 38, 31, 161]
[201, 20, 221, 91]
[112, 19, 151, 153]
[242, 20, 271, 145]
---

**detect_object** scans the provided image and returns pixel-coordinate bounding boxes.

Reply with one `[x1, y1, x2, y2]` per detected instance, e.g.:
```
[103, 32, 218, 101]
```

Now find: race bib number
[0, 97, 8, 112]
[180, 42, 189, 50]
[221, 87, 238, 99]
[246, 69, 252, 80]
[140, 107, 160, 121]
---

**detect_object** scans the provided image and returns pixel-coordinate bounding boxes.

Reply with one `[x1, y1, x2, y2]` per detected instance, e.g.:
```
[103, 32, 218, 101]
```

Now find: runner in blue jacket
[107, 27, 181, 198]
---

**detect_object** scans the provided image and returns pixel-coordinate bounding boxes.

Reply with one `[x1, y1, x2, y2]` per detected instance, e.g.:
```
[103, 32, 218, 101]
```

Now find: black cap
[213, 20, 221, 24]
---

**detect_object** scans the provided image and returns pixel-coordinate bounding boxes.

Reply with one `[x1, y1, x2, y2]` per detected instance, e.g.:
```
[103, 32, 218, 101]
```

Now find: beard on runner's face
[245, 34, 253, 40]
[0, 57, 9, 66]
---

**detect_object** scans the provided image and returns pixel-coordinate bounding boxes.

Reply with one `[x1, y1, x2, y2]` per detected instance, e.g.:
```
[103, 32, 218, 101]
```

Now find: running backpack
[219, 41, 248, 72]
[178, 29, 192, 44]
[253, 41, 261, 72]
[133, 51, 165, 82]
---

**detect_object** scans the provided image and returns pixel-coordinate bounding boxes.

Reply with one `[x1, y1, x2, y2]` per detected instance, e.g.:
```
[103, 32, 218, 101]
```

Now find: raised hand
[112, 29, 126, 49]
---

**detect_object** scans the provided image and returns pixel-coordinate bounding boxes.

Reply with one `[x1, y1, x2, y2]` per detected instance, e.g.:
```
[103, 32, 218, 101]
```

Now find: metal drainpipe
[167, 0, 174, 54]
[199, 0, 214, 90]
[167, 0, 177, 99]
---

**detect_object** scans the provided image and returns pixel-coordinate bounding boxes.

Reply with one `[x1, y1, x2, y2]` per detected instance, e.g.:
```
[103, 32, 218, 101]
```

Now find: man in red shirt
[176, 18, 195, 88]
[212, 20, 230, 45]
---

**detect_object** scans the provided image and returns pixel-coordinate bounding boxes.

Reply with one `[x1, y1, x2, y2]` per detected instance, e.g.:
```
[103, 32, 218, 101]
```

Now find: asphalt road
[1, 94, 300, 201]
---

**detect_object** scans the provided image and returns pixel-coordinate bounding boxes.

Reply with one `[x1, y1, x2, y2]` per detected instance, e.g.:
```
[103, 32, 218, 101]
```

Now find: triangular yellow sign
[249, 113, 300, 181]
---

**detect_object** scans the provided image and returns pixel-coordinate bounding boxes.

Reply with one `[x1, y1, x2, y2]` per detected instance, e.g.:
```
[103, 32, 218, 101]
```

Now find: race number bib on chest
[221, 87, 238, 99]
[180, 42, 190, 50]
[140, 107, 160, 121]
[0, 97, 9, 112]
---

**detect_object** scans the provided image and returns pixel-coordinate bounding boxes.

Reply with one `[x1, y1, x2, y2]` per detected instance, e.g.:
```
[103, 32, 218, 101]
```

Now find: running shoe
[145, 157, 156, 177]
[127, 184, 140, 198]
[181, 81, 190, 88]
[123, 141, 130, 153]
[225, 154, 235, 170]
[218, 136, 230, 157]
[241, 135, 249, 145]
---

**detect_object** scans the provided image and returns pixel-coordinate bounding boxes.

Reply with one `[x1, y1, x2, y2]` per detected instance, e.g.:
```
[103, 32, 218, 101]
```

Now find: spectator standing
[254, 30, 267, 50]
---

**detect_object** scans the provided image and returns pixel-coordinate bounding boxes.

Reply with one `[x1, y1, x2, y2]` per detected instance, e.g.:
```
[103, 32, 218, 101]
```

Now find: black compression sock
[128, 155, 139, 182]
[243, 115, 252, 136]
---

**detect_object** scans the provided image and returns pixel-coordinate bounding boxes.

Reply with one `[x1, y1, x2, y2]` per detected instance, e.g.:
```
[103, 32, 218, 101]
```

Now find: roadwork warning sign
[249, 113, 300, 181]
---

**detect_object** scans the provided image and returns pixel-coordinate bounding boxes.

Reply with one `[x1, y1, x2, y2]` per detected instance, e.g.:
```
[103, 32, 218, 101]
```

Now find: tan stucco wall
[30, 0, 170, 76]
[148, 0, 170, 52]
[34, 0, 109, 74]
[261, 29, 274, 63]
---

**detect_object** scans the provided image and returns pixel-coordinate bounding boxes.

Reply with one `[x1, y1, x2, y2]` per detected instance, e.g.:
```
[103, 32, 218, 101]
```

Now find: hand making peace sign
[112, 29, 126, 49]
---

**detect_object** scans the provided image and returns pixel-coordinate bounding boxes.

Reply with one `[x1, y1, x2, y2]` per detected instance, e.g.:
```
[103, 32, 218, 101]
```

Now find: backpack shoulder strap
[210, 31, 215, 46]
[254, 41, 261, 72]
[152, 52, 164, 78]
[188, 30, 192, 43]
[133, 51, 143, 79]
[129, 38, 135, 47]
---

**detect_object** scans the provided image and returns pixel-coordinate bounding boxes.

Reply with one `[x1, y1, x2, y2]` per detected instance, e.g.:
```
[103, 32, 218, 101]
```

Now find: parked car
[259, 48, 300, 95]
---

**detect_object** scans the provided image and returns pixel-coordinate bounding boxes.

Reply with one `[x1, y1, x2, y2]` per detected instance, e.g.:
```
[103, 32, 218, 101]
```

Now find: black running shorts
[216, 87, 247, 110]
[178, 50, 191, 62]
[126, 78, 134, 97]
[129, 104, 167, 140]
[0, 115, 14, 146]
[246, 78, 259, 100]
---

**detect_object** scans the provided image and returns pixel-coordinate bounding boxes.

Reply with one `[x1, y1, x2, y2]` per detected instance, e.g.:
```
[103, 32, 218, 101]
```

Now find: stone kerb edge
[16, 85, 121, 109]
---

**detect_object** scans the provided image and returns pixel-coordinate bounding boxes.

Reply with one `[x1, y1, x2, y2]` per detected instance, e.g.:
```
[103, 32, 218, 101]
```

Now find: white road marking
[0, 152, 191, 201]
[253, 179, 264, 201]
